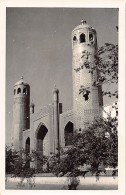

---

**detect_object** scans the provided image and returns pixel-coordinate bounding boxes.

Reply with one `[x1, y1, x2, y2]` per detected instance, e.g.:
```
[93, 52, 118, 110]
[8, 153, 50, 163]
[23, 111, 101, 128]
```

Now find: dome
[14, 76, 29, 86]
[72, 20, 95, 33]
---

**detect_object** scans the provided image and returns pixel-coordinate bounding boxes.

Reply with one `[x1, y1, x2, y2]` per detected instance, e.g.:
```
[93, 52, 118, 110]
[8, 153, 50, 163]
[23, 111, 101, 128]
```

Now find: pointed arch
[80, 33, 86, 43]
[73, 35, 77, 42]
[35, 123, 48, 153]
[89, 32, 93, 41]
[23, 88, 27, 94]
[35, 123, 48, 170]
[17, 88, 21, 94]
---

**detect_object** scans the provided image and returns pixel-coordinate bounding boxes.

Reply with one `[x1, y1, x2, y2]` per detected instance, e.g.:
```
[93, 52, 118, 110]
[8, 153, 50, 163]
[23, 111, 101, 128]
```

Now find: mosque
[11, 20, 103, 167]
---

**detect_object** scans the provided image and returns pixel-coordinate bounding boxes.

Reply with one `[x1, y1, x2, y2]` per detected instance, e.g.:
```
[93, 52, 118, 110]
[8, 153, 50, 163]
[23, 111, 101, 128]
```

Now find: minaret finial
[21, 76, 23, 80]
[81, 19, 86, 25]
[53, 84, 59, 94]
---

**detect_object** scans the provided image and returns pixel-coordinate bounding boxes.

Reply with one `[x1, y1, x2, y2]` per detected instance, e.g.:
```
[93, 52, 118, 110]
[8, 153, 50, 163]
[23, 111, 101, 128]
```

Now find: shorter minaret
[12, 77, 30, 151]
[53, 87, 60, 153]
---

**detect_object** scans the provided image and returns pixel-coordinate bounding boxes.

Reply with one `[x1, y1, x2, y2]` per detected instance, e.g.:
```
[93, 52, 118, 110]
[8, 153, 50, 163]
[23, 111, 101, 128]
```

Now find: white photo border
[0, 0, 125, 195]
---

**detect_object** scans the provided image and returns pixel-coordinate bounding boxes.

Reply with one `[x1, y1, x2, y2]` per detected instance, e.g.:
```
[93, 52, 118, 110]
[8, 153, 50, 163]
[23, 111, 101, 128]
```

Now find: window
[17, 88, 21, 94]
[83, 90, 90, 101]
[73, 36, 77, 46]
[23, 88, 27, 94]
[89, 33, 93, 41]
[80, 33, 86, 43]
[73, 36, 77, 42]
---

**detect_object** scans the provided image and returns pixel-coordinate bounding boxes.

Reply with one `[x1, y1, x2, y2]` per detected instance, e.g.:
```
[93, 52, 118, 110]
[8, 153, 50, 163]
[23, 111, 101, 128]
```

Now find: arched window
[64, 121, 73, 146]
[17, 88, 21, 94]
[73, 36, 77, 42]
[23, 88, 27, 94]
[89, 32, 93, 42]
[14, 89, 16, 95]
[80, 33, 86, 43]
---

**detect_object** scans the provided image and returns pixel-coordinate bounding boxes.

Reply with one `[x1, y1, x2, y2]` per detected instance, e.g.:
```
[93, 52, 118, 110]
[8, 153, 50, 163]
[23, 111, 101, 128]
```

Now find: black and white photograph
[0, 0, 125, 194]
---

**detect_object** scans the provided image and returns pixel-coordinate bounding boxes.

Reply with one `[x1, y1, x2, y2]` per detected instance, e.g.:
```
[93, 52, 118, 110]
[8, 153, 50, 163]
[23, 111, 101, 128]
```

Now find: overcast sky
[6, 8, 118, 145]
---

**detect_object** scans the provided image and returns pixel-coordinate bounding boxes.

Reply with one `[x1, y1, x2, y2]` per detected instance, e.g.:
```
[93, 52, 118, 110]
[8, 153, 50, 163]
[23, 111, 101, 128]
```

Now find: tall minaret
[72, 20, 103, 131]
[53, 87, 60, 153]
[12, 77, 30, 151]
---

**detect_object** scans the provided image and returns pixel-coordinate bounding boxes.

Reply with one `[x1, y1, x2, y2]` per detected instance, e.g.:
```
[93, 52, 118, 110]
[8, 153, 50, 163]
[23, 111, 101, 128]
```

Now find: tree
[5, 148, 48, 189]
[97, 43, 118, 98]
[49, 114, 118, 189]
[6, 146, 14, 174]
[78, 43, 118, 100]
[5, 148, 35, 188]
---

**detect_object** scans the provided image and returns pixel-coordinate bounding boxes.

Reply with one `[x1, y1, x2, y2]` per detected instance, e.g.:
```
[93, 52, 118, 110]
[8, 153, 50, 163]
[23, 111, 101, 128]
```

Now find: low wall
[5, 175, 118, 190]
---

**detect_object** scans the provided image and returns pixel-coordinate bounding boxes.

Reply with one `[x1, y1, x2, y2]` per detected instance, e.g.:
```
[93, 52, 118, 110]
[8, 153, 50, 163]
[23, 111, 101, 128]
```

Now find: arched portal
[36, 125, 48, 152]
[64, 121, 73, 146]
[36, 124, 48, 170]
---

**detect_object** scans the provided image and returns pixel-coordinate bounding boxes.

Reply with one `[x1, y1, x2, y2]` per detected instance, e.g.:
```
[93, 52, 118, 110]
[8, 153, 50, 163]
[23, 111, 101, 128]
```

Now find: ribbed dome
[14, 76, 29, 86]
[72, 20, 95, 33]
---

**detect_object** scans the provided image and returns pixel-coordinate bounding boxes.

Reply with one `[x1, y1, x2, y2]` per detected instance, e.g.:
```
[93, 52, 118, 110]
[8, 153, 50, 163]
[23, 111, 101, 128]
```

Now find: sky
[6, 8, 118, 145]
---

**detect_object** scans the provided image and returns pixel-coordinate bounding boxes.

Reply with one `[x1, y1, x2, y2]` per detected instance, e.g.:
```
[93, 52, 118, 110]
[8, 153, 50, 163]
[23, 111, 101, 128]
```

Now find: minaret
[72, 20, 103, 131]
[53, 87, 60, 153]
[12, 77, 30, 151]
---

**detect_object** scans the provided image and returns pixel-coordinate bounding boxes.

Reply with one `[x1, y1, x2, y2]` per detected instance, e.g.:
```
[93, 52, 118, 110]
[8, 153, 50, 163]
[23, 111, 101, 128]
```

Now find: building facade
[12, 21, 103, 167]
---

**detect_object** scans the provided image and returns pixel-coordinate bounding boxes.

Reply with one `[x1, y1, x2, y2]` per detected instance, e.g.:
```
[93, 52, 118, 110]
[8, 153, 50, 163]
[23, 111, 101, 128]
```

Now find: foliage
[97, 43, 118, 83]
[6, 148, 35, 177]
[6, 146, 14, 174]
[5, 147, 35, 188]
[67, 176, 80, 190]
[77, 43, 118, 100]
[97, 43, 118, 98]
[31, 150, 48, 173]
[6, 148, 49, 176]
[79, 85, 91, 101]
[5, 148, 48, 189]
[64, 42, 118, 190]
